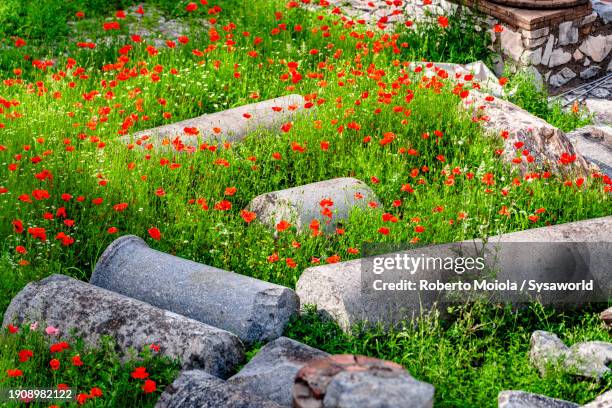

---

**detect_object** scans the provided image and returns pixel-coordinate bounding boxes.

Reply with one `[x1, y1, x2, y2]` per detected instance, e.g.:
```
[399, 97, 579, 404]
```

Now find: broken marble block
[566, 125, 612, 179]
[498, 390, 578, 408]
[247, 177, 380, 234]
[292, 355, 434, 408]
[128, 94, 306, 149]
[229, 337, 329, 407]
[297, 216, 612, 331]
[2, 275, 243, 378]
[585, 99, 612, 126]
[530, 331, 611, 379]
[156, 370, 283, 408]
[91, 235, 299, 345]
[464, 91, 592, 176]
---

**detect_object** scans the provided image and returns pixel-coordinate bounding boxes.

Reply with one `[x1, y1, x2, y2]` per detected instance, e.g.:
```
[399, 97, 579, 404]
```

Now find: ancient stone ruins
[3, 0, 612, 404]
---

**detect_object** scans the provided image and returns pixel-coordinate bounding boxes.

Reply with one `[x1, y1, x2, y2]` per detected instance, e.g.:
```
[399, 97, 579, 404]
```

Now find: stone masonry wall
[499, 11, 612, 91]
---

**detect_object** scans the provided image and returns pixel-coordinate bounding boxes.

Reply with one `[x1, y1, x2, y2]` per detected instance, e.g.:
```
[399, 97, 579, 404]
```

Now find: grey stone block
[128, 94, 306, 148]
[498, 390, 578, 408]
[581, 390, 612, 408]
[296, 217, 612, 331]
[229, 337, 329, 407]
[2, 275, 243, 378]
[156, 370, 283, 408]
[566, 125, 612, 179]
[530, 331, 612, 379]
[91, 235, 299, 345]
[247, 177, 380, 234]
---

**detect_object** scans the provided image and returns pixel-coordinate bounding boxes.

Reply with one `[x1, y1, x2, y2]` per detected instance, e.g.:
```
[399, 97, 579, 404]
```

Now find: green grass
[0, 324, 180, 407]
[0, 0, 610, 406]
[286, 303, 611, 407]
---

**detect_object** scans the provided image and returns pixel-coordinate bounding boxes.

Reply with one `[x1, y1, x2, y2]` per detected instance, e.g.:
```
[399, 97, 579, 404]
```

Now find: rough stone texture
[580, 66, 601, 80]
[548, 49, 572, 68]
[228, 337, 329, 407]
[592, 0, 612, 24]
[581, 390, 612, 408]
[579, 35, 612, 63]
[573, 49, 584, 61]
[91, 235, 298, 345]
[549, 67, 576, 87]
[501, 28, 525, 61]
[521, 48, 542, 66]
[128, 94, 306, 150]
[411, 61, 503, 95]
[293, 355, 434, 408]
[3, 275, 244, 378]
[247, 178, 380, 234]
[530, 331, 612, 379]
[156, 370, 283, 408]
[296, 217, 612, 331]
[466, 91, 592, 176]
[559, 21, 579, 46]
[541, 35, 555, 66]
[498, 390, 578, 408]
[601, 307, 612, 328]
[566, 125, 612, 179]
[585, 99, 612, 125]
[529, 331, 570, 375]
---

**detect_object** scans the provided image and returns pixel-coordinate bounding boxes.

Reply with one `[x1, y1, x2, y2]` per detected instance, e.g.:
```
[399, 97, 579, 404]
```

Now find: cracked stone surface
[2, 275, 244, 378]
[293, 355, 434, 408]
[465, 91, 592, 176]
[229, 337, 329, 407]
[156, 370, 283, 408]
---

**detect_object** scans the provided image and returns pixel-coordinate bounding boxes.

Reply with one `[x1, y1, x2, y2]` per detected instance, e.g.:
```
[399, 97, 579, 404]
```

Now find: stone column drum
[91, 235, 300, 345]
[3, 275, 244, 378]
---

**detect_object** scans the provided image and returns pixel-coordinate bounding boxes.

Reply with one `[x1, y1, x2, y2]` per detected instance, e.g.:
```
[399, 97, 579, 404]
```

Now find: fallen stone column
[2, 275, 243, 378]
[228, 337, 329, 406]
[292, 354, 435, 408]
[156, 370, 283, 408]
[296, 216, 612, 331]
[247, 177, 380, 234]
[91, 235, 299, 345]
[464, 91, 593, 177]
[128, 94, 306, 149]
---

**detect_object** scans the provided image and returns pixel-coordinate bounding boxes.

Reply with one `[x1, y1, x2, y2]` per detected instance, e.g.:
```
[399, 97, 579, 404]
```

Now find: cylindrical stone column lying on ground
[228, 337, 329, 407]
[297, 216, 612, 331]
[247, 177, 380, 234]
[128, 94, 306, 149]
[155, 370, 283, 408]
[91, 235, 299, 345]
[292, 355, 435, 408]
[2, 275, 244, 378]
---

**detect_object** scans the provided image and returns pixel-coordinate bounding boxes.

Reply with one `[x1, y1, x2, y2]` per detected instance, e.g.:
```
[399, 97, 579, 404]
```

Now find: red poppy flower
[72, 355, 83, 367]
[49, 359, 60, 370]
[7, 369, 23, 377]
[142, 379, 157, 393]
[148, 227, 162, 241]
[437, 16, 449, 28]
[18, 349, 33, 362]
[131, 367, 149, 379]
[240, 210, 257, 223]
[186, 2, 198, 11]
[276, 220, 291, 232]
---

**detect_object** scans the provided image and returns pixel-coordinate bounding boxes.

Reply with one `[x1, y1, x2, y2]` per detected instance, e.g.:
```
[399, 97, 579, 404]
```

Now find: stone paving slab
[247, 177, 380, 234]
[156, 370, 283, 408]
[296, 216, 612, 331]
[128, 94, 306, 149]
[228, 337, 329, 407]
[91, 235, 299, 345]
[2, 275, 244, 378]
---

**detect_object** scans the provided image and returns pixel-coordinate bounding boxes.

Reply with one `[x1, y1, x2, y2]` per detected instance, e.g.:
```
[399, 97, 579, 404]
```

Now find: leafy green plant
[0, 324, 180, 407]
[506, 70, 591, 132]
